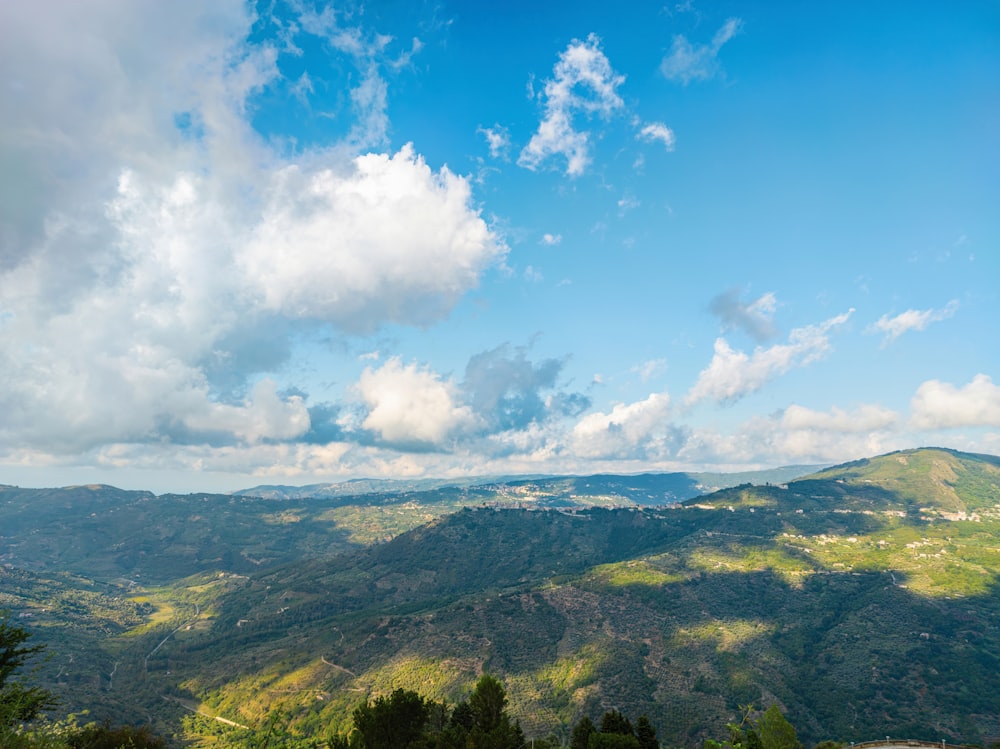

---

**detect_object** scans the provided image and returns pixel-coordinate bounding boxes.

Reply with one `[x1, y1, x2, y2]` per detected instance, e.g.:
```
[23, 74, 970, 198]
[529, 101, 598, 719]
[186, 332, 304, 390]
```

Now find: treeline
[327, 675, 525, 748]
[232, 677, 812, 749]
[322, 675, 661, 749]
[319, 676, 812, 749]
[569, 709, 660, 749]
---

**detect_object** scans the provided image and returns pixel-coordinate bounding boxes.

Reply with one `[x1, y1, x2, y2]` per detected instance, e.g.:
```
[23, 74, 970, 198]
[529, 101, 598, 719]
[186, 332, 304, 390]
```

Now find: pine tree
[636, 715, 659, 749]
[600, 709, 635, 736]
[352, 688, 429, 749]
[0, 611, 55, 728]
[571, 716, 596, 749]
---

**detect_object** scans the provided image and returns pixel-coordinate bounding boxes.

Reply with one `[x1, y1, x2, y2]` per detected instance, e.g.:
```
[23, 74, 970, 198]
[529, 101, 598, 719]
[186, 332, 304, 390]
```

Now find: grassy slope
[804, 447, 1000, 512]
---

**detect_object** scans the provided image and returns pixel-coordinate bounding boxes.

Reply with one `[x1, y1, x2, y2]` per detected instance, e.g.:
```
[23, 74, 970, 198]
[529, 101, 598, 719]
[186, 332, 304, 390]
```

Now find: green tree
[0, 611, 56, 728]
[466, 675, 524, 749]
[636, 716, 659, 749]
[352, 688, 430, 749]
[589, 734, 641, 749]
[65, 722, 168, 749]
[326, 733, 352, 749]
[755, 706, 801, 749]
[813, 742, 844, 749]
[571, 716, 596, 749]
[600, 710, 635, 737]
[449, 700, 474, 732]
[469, 675, 508, 733]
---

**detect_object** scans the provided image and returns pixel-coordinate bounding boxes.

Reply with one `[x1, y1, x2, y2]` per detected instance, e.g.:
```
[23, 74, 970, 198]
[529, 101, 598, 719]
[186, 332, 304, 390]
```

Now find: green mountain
[0, 466, 818, 584]
[0, 485, 359, 582]
[803, 446, 1000, 513]
[4, 448, 999, 747]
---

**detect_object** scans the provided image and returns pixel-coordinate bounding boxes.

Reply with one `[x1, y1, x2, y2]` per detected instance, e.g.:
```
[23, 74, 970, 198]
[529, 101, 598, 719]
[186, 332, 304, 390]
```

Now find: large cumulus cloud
[0, 1, 504, 461]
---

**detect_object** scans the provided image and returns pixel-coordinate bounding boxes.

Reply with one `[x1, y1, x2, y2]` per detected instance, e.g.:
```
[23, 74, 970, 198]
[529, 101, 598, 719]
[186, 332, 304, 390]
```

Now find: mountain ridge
[231, 465, 824, 502]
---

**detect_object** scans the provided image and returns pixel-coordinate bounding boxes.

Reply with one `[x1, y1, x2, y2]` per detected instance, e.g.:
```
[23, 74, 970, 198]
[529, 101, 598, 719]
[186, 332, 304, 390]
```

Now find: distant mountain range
[0, 464, 821, 583]
[233, 464, 823, 503]
[3, 447, 999, 747]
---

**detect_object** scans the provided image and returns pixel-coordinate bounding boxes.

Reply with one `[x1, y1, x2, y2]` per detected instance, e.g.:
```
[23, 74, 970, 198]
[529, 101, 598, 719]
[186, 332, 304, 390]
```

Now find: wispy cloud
[866, 300, 959, 346]
[617, 193, 640, 216]
[708, 289, 779, 342]
[661, 17, 743, 85]
[479, 124, 511, 160]
[636, 121, 676, 151]
[680, 402, 901, 466]
[782, 403, 899, 433]
[632, 358, 667, 383]
[519, 34, 625, 176]
[541, 233, 562, 246]
[686, 310, 854, 405]
[293, 5, 419, 148]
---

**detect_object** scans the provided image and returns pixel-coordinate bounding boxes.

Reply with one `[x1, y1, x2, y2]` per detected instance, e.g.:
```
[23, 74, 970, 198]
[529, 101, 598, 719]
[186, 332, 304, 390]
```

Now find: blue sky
[0, 0, 997, 493]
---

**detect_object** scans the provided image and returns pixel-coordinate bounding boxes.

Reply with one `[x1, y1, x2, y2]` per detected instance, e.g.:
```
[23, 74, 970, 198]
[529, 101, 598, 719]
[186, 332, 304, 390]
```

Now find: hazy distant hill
[231, 475, 521, 499]
[493, 465, 824, 505]
[5, 448, 999, 747]
[234, 465, 821, 503]
[0, 485, 359, 582]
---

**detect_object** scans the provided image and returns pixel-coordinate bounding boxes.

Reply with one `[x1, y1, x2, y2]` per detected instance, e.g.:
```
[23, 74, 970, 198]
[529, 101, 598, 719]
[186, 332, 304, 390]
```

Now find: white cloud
[910, 374, 1000, 429]
[0, 0, 271, 275]
[356, 358, 480, 447]
[686, 310, 853, 405]
[637, 122, 676, 151]
[680, 402, 901, 466]
[866, 300, 959, 346]
[519, 34, 625, 176]
[240, 144, 504, 331]
[0, 1, 504, 462]
[661, 18, 743, 84]
[184, 380, 311, 444]
[479, 125, 511, 160]
[541, 233, 562, 246]
[571, 392, 674, 459]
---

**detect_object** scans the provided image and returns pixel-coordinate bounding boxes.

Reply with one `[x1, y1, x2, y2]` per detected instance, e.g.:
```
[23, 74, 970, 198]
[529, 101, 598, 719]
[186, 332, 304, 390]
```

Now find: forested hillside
[2, 448, 998, 747]
[0, 466, 814, 584]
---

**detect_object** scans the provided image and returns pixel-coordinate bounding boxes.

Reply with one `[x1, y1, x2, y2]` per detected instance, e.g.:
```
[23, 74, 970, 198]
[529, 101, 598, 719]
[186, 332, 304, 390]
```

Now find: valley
[2, 448, 999, 747]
